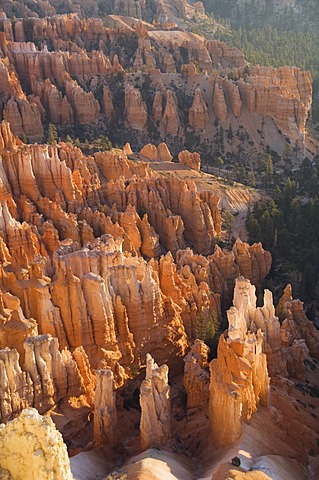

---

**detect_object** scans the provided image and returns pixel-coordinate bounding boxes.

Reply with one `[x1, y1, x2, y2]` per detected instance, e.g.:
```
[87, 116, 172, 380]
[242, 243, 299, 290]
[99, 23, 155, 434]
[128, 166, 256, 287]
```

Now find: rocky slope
[0, 0, 202, 25]
[0, 1, 318, 478]
[0, 119, 318, 479]
[97, 277, 319, 480]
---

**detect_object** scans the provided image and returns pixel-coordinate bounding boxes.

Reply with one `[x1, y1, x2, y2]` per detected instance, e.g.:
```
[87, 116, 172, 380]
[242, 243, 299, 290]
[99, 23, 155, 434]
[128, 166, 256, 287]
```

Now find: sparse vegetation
[203, 1, 319, 120]
[196, 310, 218, 347]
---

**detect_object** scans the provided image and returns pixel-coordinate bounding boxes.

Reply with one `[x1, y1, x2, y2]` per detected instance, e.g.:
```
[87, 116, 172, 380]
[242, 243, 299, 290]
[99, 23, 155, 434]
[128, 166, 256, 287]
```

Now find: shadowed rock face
[94, 369, 118, 447]
[183, 339, 210, 408]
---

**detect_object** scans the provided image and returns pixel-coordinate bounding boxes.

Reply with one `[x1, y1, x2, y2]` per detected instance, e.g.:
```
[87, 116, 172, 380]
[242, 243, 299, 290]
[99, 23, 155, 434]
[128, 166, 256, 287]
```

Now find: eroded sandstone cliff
[0, 3, 317, 479]
[140, 353, 171, 450]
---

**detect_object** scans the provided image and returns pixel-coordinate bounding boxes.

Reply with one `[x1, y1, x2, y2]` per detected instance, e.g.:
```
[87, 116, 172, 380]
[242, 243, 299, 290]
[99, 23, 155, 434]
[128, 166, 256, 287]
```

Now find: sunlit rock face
[209, 277, 271, 447]
[209, 275, 319, 448]
[178, 150, 201, 171]
[189, 87, 209, 131]
[125, 84, 148, 130]
[0, 13, 311, 149]
[0, 334, 93, 423]
[0, 408, 73, 480]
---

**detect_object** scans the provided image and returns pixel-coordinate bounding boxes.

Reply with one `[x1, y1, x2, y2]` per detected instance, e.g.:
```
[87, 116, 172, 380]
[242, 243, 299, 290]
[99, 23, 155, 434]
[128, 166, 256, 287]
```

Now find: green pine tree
[47, 123, 58, 144]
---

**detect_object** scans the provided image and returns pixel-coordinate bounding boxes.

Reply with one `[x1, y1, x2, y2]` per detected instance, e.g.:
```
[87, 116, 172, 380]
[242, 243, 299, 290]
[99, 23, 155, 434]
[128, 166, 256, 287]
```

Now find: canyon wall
[0, 13, 312, 150]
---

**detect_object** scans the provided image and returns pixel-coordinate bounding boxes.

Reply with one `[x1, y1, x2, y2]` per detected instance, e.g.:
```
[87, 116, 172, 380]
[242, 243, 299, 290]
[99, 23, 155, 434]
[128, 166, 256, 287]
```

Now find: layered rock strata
[209, 286, 270, 447]
[0, 14, 311, 147]
[125, 85, 148, 130]
[276, 284, 319, 367]
[178, 150, 201, 171]
[140, 142, 173, 162]
[188, 87, 209, 131]
[0, 334, 94, 423]
[209, 276, 319, 448]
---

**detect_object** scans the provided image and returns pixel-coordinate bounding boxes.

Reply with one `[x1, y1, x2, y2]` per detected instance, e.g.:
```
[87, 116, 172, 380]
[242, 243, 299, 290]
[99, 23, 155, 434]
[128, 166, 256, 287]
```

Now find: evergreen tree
[21, 133, 28, 144]
[224, 210, 234, 243]
[303, 263, 316, 300]
[47, 123, 58, 144]
[282, 143, 293, 160]
[248, 170, 256, 187]
[265, 155, 273, 186]
[216, 156, 224, 175]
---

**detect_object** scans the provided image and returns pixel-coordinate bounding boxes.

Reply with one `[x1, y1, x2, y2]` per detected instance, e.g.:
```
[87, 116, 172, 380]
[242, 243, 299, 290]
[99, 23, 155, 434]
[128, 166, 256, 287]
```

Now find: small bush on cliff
[196, 311, 218, 346]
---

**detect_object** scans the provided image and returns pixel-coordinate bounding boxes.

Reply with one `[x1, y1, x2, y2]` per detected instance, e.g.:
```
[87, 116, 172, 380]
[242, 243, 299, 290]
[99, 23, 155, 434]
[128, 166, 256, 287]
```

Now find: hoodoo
[0, 1, 318, 478]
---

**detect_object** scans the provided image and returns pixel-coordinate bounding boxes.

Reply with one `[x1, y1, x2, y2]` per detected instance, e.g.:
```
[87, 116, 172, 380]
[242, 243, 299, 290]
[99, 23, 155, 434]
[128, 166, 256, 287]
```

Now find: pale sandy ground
[149, 30, 205, 46]
[71, 447, 115, 480]
[103, 15, 156, 31]
[110, 449, 194, 480]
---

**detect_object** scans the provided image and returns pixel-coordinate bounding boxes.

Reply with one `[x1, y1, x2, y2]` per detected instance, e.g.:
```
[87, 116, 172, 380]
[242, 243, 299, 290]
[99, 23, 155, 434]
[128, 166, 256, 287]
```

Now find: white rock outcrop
[0, 408, 73, 480]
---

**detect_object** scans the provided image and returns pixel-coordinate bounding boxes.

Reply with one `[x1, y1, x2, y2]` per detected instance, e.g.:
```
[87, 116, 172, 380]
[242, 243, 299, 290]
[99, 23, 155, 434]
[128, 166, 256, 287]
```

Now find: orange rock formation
[178, 150, 201, 171]
[183, 339, 210, 408]
[0, 121, 272, 424]
[209, 277, 270, 447]
[94, 369, 118, 447]
[140, 354, 171, 450]
[209, 275, 319, 451]
[0, 13, 311, 150]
